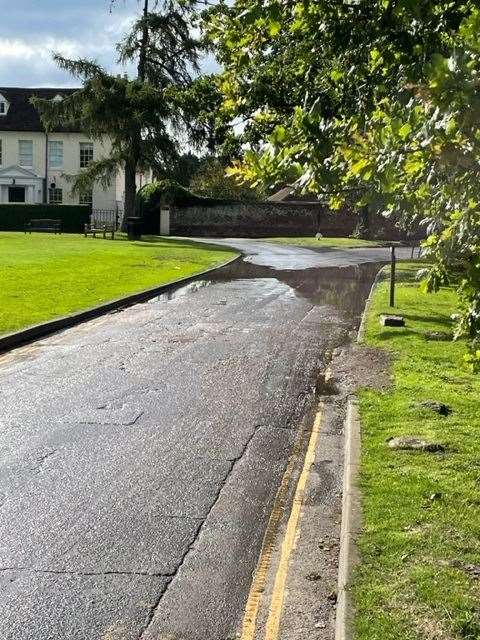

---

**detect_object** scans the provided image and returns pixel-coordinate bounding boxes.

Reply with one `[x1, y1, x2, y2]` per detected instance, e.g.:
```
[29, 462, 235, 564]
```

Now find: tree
[205, 2, 468, 151]
[190, 157, 264, 201]
[174, 74, 237, 159]
[33, 0, 202, 219]
[207, 1, 480, 368]
[155, 151, 202, 186]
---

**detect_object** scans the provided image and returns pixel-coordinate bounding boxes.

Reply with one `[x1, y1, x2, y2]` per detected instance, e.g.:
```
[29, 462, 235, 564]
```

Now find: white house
[0, 87, 130, 212]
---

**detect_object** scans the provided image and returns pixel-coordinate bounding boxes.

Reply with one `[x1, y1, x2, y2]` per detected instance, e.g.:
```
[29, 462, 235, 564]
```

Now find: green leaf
[404, 154, 423, 174]
[351, 158, 370, 175]
[270, 125, 287, 144]
[398, 123, 411, 140]
[330, 69, 344, 83]
[268, 20, 281, 36]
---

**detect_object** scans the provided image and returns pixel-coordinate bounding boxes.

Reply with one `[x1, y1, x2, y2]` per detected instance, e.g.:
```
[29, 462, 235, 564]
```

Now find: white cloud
[0, 37, 82, 62]
[0, 32, 132, 87]
[0, 4, 219, 87]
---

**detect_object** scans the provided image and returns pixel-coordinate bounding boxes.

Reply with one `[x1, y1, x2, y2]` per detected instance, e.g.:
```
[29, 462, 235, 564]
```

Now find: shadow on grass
[114, 235, 236, 254]
[403, 313, 454, 328]
[375, 329, 420, 341]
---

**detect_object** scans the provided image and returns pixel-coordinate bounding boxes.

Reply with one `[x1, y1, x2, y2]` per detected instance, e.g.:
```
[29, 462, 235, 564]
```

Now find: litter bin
[127, 216, 142, 240]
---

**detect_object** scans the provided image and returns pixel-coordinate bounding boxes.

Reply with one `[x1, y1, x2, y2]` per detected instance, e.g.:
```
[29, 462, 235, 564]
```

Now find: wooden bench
[84, 220, 115, 240]
[24, 219, 62, 234]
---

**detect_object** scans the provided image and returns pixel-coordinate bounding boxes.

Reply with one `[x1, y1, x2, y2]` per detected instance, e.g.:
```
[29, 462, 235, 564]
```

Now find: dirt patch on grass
[329, 344, 392, 394]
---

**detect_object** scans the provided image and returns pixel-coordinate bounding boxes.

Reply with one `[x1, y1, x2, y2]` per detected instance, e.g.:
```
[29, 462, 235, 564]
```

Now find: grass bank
[263, 236, 385, 248]
[355, 263, 480, 640]
[0, 232, 237, 335]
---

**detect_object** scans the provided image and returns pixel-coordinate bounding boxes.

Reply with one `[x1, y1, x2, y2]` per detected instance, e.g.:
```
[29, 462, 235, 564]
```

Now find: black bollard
[390, 245, 396, 307]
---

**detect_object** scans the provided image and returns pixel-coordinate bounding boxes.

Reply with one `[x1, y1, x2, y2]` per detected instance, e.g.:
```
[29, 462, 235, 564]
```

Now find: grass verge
[354, 263, 480, 640]
[0, 232, 237, 335]
[263, 236, 386, 248]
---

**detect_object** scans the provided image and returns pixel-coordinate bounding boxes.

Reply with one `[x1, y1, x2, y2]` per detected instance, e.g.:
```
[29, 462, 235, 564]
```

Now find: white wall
[115, 166, 154, 210]
[0, 131, 117, 209]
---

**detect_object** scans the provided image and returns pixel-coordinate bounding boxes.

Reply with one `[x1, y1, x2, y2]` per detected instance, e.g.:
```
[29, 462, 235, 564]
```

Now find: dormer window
[0, 93, 9, 116]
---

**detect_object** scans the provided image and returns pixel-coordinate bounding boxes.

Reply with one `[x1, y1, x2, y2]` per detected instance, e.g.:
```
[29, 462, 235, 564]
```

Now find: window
[48, 188, 63, 205]
[0, 93, 8, 116]
[19, 140, 33, 167]
[79, 190, 93, 206]
[0, 139, 2, 166]
[48, 140, 63, 168]
[80, 142, 94, 168]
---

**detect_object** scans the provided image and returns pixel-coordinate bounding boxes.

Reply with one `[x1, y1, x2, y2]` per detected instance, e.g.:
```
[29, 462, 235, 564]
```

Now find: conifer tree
[33, 0, 201, 219]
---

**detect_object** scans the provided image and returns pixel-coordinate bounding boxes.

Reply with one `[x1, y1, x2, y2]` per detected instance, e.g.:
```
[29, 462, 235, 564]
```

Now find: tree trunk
[121, 0, 149, 231]
[138, 0, 150, 82]
[123, 158, 137, 226]
[360, 205, 370, 239]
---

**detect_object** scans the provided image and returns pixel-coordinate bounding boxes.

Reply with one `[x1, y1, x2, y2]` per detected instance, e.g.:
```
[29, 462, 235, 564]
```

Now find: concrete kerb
[356, 265, 388, 344]
[335, 265, 388, 640]
[335, 398, 361, 640]
[0, 250, 243, 355]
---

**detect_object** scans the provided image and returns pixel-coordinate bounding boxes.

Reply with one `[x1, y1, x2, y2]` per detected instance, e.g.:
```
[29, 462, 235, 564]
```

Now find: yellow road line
[240, 404, 324, 640]
[264, 405, 324, 640]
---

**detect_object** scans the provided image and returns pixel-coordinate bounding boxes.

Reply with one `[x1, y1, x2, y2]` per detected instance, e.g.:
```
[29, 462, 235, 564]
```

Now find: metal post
[390, 245, 396, 307]
[44, 130, 49, 204]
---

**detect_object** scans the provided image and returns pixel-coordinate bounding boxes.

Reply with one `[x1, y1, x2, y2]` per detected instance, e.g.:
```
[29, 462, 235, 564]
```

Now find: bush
[0, 204, 91, 233]
[136, 179, 234, 212]
[190, 158, 265, 201]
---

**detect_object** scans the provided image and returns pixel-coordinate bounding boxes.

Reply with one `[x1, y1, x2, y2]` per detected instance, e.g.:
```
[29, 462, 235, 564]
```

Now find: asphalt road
[0, 241, 405, 640]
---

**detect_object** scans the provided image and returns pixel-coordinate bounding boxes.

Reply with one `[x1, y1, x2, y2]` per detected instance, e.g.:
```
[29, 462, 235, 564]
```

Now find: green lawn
[0, 232, 237, 335]
[262, 236, 386, 248]
[355, 264, 480, 640]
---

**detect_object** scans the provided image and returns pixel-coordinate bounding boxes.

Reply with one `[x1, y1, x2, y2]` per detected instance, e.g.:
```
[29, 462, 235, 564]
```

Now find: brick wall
[169, 201, 423, 240]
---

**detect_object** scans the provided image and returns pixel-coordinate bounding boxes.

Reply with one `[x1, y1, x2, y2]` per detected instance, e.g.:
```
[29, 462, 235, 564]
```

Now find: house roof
[267, 185, 321, 204]
[267, 186, 295, 202]
[0, 87, 80, 133]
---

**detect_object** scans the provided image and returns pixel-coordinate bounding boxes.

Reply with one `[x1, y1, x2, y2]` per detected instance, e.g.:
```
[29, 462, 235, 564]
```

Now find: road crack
[136, 424, 261, 639]
[0, 567, 170, 578]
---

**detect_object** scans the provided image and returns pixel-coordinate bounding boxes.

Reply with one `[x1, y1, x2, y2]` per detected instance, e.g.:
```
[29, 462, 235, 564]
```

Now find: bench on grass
[84, 220, 115, 240]
[24, 219, 62, 234]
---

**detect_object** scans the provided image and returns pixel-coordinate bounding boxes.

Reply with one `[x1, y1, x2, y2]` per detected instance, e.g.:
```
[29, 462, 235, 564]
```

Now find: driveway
[0, 241, 403, 639]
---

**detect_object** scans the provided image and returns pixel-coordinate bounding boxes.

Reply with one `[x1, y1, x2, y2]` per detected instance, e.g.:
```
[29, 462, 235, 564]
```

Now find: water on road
[0, 241, 398, 639]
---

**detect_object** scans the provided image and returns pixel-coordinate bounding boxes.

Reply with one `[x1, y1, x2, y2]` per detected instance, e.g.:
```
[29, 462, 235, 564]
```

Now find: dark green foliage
[0, 205, 90, 233]
[155, 152, 202, 187]
[117, 1, 200, 88]
[190, 157, 265, 201]
[136, 179, 235, 214]
[135, 179, 236, 235]
[175, 75, 234, 155]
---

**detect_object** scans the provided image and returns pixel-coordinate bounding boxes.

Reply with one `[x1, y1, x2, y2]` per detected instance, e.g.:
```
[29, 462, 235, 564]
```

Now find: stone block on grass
[380, 314, 405, 327]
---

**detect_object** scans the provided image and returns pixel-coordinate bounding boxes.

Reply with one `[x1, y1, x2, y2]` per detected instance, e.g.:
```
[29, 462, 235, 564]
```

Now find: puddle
[315, 374, 339, 397]
[148, 279, 213, 304]
[146, 255, 384, 324]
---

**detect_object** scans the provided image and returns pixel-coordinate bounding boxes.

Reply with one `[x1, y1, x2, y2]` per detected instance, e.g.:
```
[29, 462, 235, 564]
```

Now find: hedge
[0, 204, 91, 233]
[135, 179, 236, 212]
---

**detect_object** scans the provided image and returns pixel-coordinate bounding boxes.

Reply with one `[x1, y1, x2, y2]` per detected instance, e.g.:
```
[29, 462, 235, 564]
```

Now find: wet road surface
[0, 241, 402, 639]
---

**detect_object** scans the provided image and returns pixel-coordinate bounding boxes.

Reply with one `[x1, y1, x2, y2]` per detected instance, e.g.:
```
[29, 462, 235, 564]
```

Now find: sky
[0, 0, 219, 88]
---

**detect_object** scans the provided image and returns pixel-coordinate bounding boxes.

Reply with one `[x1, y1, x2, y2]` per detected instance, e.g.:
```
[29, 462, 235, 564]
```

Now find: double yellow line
[241, 404, 324, 640]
